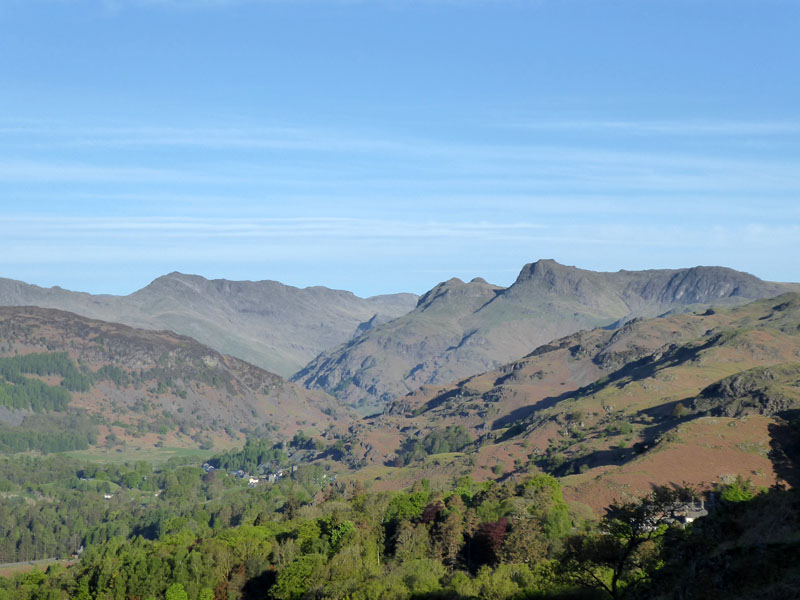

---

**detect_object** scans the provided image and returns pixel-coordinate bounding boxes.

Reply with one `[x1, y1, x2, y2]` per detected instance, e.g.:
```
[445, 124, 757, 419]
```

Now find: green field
[0, 558, 75, 578]
[63, 445, 224, 465]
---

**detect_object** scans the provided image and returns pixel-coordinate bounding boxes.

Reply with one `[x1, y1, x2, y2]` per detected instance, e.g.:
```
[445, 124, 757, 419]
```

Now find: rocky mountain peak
[136, 271, 205, 294]
[415, 277, 502, 312]
[511, 259, 582, 287]
[505, 259, 607, 304]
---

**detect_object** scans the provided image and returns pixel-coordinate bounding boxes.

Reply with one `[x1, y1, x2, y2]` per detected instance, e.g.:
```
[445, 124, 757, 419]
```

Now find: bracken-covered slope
[343, 293, 800, 509]
[0, 273, 418, 376]
[0, 306, 352, 451]
[294, 260, 798, 410]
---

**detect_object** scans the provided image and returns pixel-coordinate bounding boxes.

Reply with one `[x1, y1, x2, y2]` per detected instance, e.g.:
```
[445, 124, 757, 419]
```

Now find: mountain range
[1, 260, 799, 506]
[0, 272, 418, 377]
[294, 259, 799, 411]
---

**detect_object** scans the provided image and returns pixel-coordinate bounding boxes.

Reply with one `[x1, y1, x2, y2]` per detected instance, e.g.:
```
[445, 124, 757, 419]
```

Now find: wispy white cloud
[0, 160, 228, 184]
[511, 119, 800, 136]
[5, 119, 799, 169]
[0, 123, 407, 153]
[0, 216, 547, 241]
[0, 216, 551, 271]
[3, 119, 800, 196]
[3, 215, 797, 251]
[34, 0, 468, 12]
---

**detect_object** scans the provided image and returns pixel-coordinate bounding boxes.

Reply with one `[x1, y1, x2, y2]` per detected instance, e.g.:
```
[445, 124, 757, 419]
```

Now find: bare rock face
[0, 273, 418, 377]
[294, 260, 799, 411]
[692, 364, 800, 417]
[617, 265, 789, 309]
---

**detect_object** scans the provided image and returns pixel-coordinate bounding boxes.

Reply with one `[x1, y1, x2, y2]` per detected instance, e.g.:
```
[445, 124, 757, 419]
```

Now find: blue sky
[1, 0, 798, 297]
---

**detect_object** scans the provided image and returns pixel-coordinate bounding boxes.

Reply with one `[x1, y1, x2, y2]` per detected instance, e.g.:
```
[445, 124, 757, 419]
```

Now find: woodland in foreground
[0, 445, 798, 600]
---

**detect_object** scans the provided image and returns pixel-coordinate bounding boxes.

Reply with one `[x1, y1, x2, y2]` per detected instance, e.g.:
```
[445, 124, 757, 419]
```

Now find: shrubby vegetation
[211, 438, 290, 473]
[0, 352, 92, 392]
[717, 474, 756, 503]
[395, 425, 473, 465]
[0, 352, 92, 412]
[0, 377, 71, 412]
[94, 364, 132, 387]
[0, 413, 97, 454]
[0, 426, 90, 454]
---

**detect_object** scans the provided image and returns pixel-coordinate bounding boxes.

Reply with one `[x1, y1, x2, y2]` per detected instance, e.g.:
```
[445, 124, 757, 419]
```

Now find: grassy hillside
[344, 294, 800, 509]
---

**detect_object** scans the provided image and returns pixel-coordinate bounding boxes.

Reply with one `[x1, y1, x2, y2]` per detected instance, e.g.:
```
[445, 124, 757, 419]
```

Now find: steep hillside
[0, 306, 351, 453]
[0, 273, 418, 376]
[294, 260, 798, 410]
[340, 294, 800, 509]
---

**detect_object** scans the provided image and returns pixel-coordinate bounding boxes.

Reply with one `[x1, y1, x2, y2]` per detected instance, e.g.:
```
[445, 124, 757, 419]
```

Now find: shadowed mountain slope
[294, 260, 798, 410]
[0, 273, 418, 376]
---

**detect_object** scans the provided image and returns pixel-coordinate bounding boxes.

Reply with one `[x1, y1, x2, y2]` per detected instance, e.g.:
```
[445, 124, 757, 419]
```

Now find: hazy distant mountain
[293, 259, 799, 410]
[0, 273, 418, 376]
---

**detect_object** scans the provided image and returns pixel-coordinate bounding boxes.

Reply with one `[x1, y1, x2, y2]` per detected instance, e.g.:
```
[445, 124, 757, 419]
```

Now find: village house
[666, 499, 708, 524]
